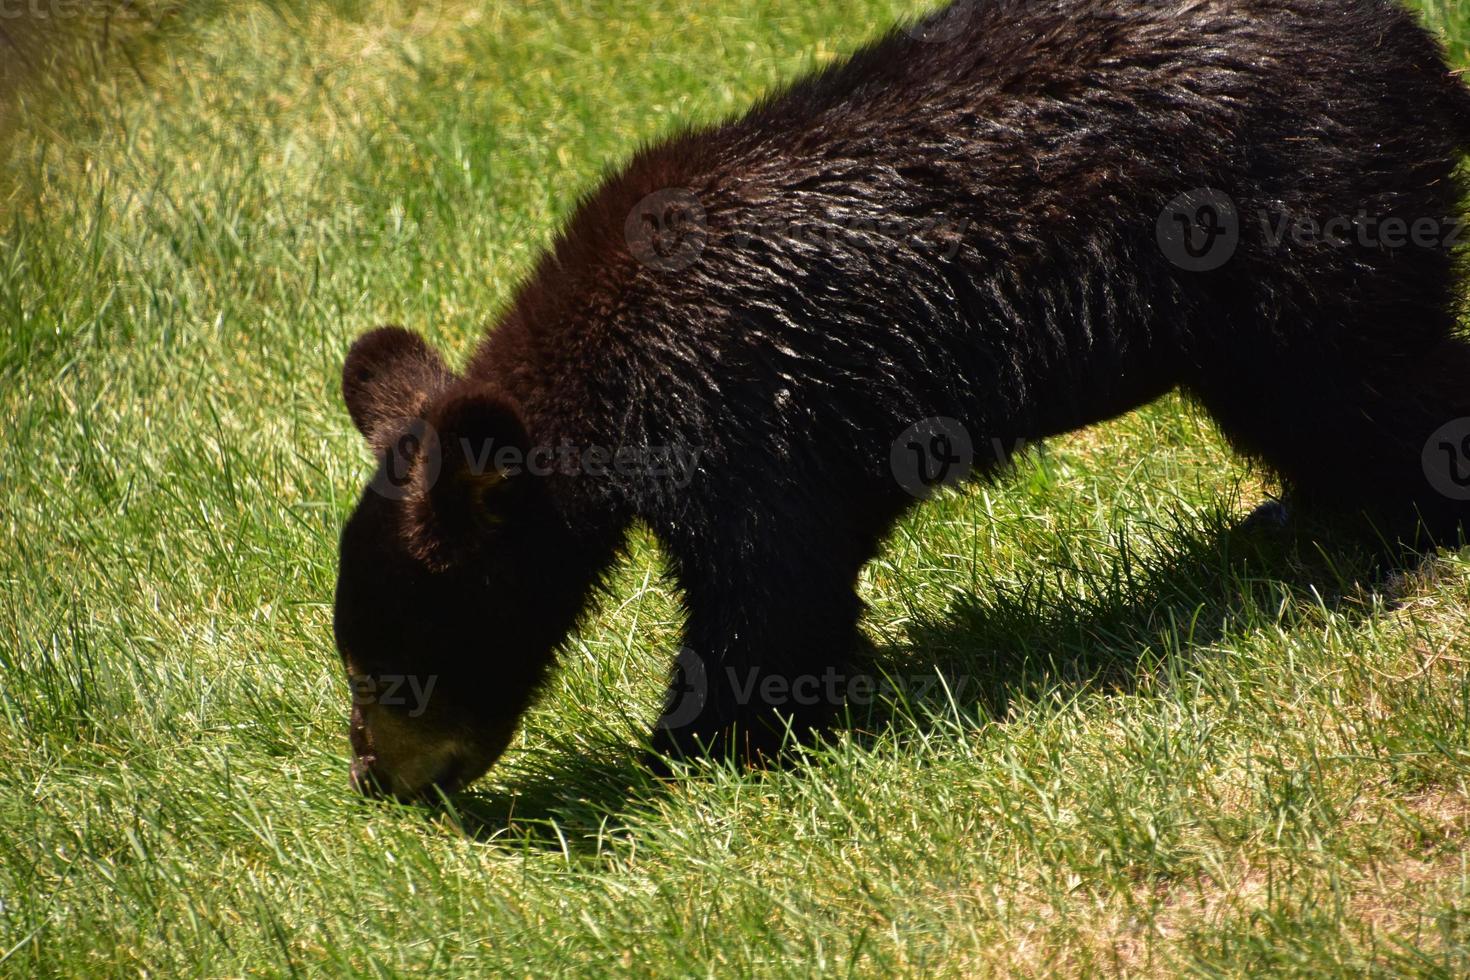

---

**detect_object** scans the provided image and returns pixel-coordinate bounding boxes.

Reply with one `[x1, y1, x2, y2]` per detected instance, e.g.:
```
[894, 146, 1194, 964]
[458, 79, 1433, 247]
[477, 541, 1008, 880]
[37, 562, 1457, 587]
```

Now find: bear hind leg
[1189, 335, 1470, 547]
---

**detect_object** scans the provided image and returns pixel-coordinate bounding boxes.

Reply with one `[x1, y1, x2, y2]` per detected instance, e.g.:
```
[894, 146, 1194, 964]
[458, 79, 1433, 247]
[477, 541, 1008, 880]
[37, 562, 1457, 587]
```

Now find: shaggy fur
[334, 0, 1470, 796]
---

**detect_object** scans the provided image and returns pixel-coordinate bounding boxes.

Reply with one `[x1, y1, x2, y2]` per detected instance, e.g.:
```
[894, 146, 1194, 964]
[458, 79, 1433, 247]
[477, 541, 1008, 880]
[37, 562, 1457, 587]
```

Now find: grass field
[4, 0, 1470, 974]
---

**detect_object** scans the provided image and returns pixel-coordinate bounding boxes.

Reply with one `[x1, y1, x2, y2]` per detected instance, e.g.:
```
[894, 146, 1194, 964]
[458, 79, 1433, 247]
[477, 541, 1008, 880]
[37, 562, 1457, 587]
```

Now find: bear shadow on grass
[843, 502, 1427, 743]
[440, 741, 666, 853]
[440, 503, 1430, 849]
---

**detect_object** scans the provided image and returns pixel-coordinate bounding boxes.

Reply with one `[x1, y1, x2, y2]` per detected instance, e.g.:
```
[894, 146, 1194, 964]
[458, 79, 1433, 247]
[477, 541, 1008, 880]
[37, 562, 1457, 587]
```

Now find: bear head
[332, 326, 587, 800]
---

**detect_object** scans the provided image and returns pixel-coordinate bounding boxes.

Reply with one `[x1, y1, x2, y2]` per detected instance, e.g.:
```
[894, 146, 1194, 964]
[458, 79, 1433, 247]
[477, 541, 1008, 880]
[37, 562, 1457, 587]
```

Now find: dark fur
[334, 0, 1470, 795]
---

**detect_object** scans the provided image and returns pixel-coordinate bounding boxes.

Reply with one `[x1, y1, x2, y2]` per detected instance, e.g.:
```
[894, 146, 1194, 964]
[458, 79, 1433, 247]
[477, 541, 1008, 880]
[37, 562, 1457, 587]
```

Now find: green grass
[3, 0, 1470, 974]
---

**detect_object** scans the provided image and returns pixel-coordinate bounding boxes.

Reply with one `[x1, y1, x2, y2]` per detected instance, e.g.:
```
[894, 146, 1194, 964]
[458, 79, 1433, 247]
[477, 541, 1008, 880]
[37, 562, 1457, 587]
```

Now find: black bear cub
[333, 0, 1470, 799]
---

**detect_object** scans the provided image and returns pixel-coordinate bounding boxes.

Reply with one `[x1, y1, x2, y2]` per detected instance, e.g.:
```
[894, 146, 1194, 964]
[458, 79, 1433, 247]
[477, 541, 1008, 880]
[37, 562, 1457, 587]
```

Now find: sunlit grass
[2, 1, 1468, 974]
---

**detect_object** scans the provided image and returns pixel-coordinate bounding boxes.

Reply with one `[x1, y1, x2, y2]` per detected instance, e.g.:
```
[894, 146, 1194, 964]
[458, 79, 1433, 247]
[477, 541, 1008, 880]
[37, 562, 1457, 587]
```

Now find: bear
[332, 0, 1470, 800]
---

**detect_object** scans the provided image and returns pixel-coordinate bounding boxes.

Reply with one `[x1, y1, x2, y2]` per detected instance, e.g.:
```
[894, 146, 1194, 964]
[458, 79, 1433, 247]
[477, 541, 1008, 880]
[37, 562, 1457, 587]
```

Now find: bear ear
[342, 326, 452, 448]
[407, 382, 536, 561]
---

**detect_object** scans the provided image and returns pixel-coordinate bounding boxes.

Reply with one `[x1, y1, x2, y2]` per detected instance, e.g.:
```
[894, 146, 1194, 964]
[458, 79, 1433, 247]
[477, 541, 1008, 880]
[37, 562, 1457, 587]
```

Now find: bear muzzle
[348, 702, 476, 800]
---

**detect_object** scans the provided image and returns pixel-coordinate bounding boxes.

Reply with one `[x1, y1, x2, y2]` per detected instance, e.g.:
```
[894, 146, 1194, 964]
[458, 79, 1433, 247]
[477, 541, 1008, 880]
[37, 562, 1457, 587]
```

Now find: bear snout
[348, 741, 471, 801]
[346, 701, 470, 800]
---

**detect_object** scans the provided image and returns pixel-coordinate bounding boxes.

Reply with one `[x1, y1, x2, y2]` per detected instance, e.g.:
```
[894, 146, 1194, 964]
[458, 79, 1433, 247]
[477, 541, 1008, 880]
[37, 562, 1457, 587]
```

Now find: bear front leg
[649, 555, 867, 767]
